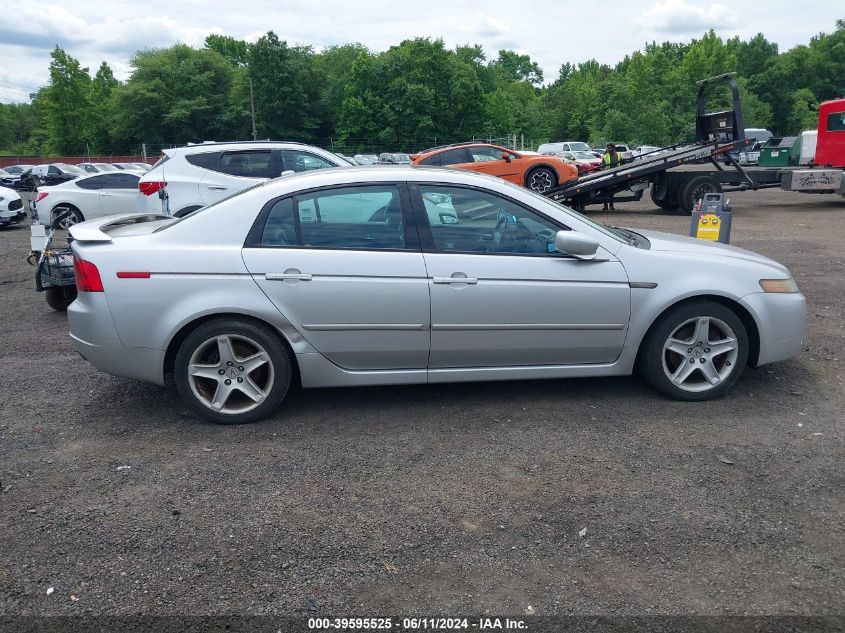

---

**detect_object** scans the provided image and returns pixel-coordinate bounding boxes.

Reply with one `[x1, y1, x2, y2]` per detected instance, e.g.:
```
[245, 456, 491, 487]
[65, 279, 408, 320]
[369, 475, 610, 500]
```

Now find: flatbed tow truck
[543, 74, 845, 213]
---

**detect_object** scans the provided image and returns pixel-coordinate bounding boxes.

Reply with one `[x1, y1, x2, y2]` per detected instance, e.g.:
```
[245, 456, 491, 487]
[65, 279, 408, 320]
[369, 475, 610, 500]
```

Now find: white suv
[137, 142, 349, 217]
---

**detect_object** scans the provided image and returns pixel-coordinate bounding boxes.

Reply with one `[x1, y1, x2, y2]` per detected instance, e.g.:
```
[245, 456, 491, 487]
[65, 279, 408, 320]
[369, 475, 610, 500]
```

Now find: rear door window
[256, 185, 410, 250]
[220, 150, 274, 178]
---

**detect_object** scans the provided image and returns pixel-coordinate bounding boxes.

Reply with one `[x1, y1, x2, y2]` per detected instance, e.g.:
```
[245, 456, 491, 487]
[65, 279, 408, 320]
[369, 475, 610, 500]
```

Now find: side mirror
[554, 230, 600, 260]
[500, 152, 511, 162]
[281, 170, 295, 177]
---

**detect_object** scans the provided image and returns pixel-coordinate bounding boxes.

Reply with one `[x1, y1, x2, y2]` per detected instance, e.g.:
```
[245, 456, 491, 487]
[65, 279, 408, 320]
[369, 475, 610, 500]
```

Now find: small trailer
[543, 74, 845, 213]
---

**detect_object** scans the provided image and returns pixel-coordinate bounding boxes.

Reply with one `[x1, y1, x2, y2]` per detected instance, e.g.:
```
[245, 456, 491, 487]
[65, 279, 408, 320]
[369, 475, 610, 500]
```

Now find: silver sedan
[67, 167, 806, 424]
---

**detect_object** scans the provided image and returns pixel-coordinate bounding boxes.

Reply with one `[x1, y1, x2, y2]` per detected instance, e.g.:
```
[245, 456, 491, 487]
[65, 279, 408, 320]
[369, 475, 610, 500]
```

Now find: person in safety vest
[601, 143, 618, 210]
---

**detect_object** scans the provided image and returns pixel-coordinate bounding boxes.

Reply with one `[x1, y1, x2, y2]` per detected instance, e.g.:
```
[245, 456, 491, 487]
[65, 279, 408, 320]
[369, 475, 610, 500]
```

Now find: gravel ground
[0, 188, 843, 622]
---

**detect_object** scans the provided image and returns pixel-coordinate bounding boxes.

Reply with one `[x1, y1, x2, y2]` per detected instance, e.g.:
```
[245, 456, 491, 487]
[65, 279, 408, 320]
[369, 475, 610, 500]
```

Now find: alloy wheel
[661, 316, 739, 393]
[187, 334, 275, 414]
[528, 169, 554, 193]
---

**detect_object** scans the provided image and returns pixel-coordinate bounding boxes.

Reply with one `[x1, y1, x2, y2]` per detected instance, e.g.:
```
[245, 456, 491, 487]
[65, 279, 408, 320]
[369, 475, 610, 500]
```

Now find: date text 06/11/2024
[307, 617, 528, 630]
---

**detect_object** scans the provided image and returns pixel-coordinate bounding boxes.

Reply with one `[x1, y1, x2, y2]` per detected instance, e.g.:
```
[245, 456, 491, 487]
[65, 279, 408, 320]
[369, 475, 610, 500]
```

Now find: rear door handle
[207, 185, 228, 191]
[433, 276, 478, 284]
[265, 272, 312, 281]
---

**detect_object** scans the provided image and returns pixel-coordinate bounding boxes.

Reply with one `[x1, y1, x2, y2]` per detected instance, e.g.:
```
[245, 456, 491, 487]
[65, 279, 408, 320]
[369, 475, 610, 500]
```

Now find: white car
[631, 145, 665, 159]
[35, 171, 141, 228]
[77, 162, 121, 174]
[536, 141, 593, 155]
[137, 141, 349, 217]
[0, 185, 25, 228]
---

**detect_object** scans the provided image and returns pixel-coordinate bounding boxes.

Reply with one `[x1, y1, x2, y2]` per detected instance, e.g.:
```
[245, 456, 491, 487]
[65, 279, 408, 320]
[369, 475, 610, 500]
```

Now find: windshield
[95, 163, 118, 171]
[569, 142, 591, 152]
[572, 151, 596, 160]
[394, 154, 411, 162]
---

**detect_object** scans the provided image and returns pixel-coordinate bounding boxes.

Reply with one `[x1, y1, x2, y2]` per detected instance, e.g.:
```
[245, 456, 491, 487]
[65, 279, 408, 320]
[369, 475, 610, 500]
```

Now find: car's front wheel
[174, 318, 292, 424]
[641, 300, 749, 401]
[526, 167, 557, 193]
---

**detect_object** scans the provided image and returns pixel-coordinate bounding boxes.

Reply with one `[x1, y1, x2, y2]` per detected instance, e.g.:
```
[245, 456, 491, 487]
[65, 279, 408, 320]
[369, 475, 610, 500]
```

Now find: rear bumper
[742, 291, 807, 366]
[68, 292, 166, 385]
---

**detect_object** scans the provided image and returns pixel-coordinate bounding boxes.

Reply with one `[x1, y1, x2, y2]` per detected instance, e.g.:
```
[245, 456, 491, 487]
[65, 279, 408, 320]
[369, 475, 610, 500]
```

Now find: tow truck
[543, 74, 845, 213]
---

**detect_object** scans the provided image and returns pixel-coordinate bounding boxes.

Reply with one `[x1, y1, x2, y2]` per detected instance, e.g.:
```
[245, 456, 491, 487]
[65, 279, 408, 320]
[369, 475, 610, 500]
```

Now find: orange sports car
[410, 143, 578, 193]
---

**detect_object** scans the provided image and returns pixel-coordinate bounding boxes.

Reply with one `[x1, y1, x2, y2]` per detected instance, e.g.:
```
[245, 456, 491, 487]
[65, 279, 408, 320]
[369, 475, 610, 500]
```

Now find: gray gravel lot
[0, 188, 843, 620]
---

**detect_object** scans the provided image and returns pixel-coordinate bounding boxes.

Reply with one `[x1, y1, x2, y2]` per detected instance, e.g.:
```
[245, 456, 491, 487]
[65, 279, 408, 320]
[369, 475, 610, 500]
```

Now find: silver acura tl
[67, 167, 806, 424]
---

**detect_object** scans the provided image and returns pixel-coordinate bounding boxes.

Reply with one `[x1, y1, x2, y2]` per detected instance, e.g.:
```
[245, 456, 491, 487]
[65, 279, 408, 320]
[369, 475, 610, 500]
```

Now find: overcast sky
[0, 0, 836, 103]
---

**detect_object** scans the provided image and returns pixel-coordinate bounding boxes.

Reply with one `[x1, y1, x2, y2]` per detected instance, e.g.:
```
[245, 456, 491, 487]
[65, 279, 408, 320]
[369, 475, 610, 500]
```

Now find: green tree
[42, 47, 94, 153]
[248, 32, 319, 140]
[112, 44, 236, 149]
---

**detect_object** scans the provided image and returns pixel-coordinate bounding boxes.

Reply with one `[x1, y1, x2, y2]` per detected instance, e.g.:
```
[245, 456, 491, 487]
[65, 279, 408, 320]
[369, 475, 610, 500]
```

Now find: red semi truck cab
[814, 99, 845, 168]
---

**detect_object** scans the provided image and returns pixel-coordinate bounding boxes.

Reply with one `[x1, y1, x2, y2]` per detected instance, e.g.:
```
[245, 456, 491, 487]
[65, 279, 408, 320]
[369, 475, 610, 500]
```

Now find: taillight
[73, 256, 104, 292]
[139, 181, 166, 196]
[36, 192, 49, 202]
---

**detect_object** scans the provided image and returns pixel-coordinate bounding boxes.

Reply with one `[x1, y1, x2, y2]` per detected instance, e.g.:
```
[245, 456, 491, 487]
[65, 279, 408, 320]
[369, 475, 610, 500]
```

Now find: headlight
[759, 278, 799, 293]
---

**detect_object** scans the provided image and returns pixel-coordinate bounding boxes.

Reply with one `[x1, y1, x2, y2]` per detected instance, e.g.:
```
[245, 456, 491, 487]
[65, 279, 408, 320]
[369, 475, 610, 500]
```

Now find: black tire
[679, 176, 722, 214]
[650, 184, 679, 212]
[51, 205, 83, 229]
[174, 318, 292, 424]
[525, 167, 558, 193]
[640, 300, 749, 401]
[173, 205, 203, 218]
[45, 285, 77, 311]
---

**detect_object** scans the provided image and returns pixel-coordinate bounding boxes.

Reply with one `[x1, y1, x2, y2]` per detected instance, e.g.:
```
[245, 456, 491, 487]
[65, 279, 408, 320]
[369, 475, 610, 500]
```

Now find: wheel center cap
[226, 367, 239, 379]
[693, 348, 703, 358]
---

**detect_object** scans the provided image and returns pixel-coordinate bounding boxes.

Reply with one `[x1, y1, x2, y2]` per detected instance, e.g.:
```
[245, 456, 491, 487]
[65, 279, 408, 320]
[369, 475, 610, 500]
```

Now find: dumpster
[759, 136, 800, 167]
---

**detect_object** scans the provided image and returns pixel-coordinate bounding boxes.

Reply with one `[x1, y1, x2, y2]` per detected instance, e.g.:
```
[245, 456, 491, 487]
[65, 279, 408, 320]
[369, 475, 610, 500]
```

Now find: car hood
[0, 185, 19, 197]
[633, 229, 790, 274]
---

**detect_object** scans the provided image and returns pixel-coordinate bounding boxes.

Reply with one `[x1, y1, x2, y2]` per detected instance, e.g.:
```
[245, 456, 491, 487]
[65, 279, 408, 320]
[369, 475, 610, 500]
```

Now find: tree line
[0, 19, 842, 157]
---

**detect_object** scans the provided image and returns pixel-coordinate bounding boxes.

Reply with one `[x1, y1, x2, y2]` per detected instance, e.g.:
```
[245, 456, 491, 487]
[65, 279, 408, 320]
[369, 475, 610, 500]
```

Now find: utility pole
[141, 143, 147, 163]
[249, 77, 257, 141]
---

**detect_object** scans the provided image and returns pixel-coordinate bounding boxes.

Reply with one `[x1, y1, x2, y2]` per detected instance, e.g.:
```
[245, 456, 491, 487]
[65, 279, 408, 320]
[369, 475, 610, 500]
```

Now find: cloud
[638, 0, 738, 34]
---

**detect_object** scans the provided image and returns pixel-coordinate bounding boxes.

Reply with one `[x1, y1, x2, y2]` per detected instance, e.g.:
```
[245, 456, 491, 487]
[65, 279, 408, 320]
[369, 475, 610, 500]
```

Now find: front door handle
[433, 275, 478, 284]
[100, 193, 112, 197]
[265, 272, 312, 281]
[207, 185, 228, 191]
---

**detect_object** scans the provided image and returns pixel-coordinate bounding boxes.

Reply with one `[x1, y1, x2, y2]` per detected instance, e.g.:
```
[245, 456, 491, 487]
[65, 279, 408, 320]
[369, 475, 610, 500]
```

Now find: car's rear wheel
[175, 319, 292, 424]
[51, 205, 83, 229]
[526, 167, 557, 193]
[641, 300, 748, 401]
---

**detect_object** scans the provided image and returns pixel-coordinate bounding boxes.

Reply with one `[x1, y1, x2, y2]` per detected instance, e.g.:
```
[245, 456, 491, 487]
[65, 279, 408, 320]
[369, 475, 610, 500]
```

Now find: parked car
[2, 164, 36, 175]
[129, 162, 151, 172]
[738, 141, 763, 165]
[725, 128, 773, 164]
[631, 145, 665, 159]
[137, 141, 349, 217]
[411, 143, 578, 193]
[0, 185, 25, 228]
[109, 162, 143, 172]
[67, 166, 806, 424]
[552, 150, 603, 174]
[31, 163, 86, 186]
[537, 141, 593, 155]
[612, 144, 633, 161]
[0, 167, 22, 189]
[77, 162, 120, 174]
[378, 153, 411, 164]
[35, 171, 141, 228]
[353, 154, 379, 165]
